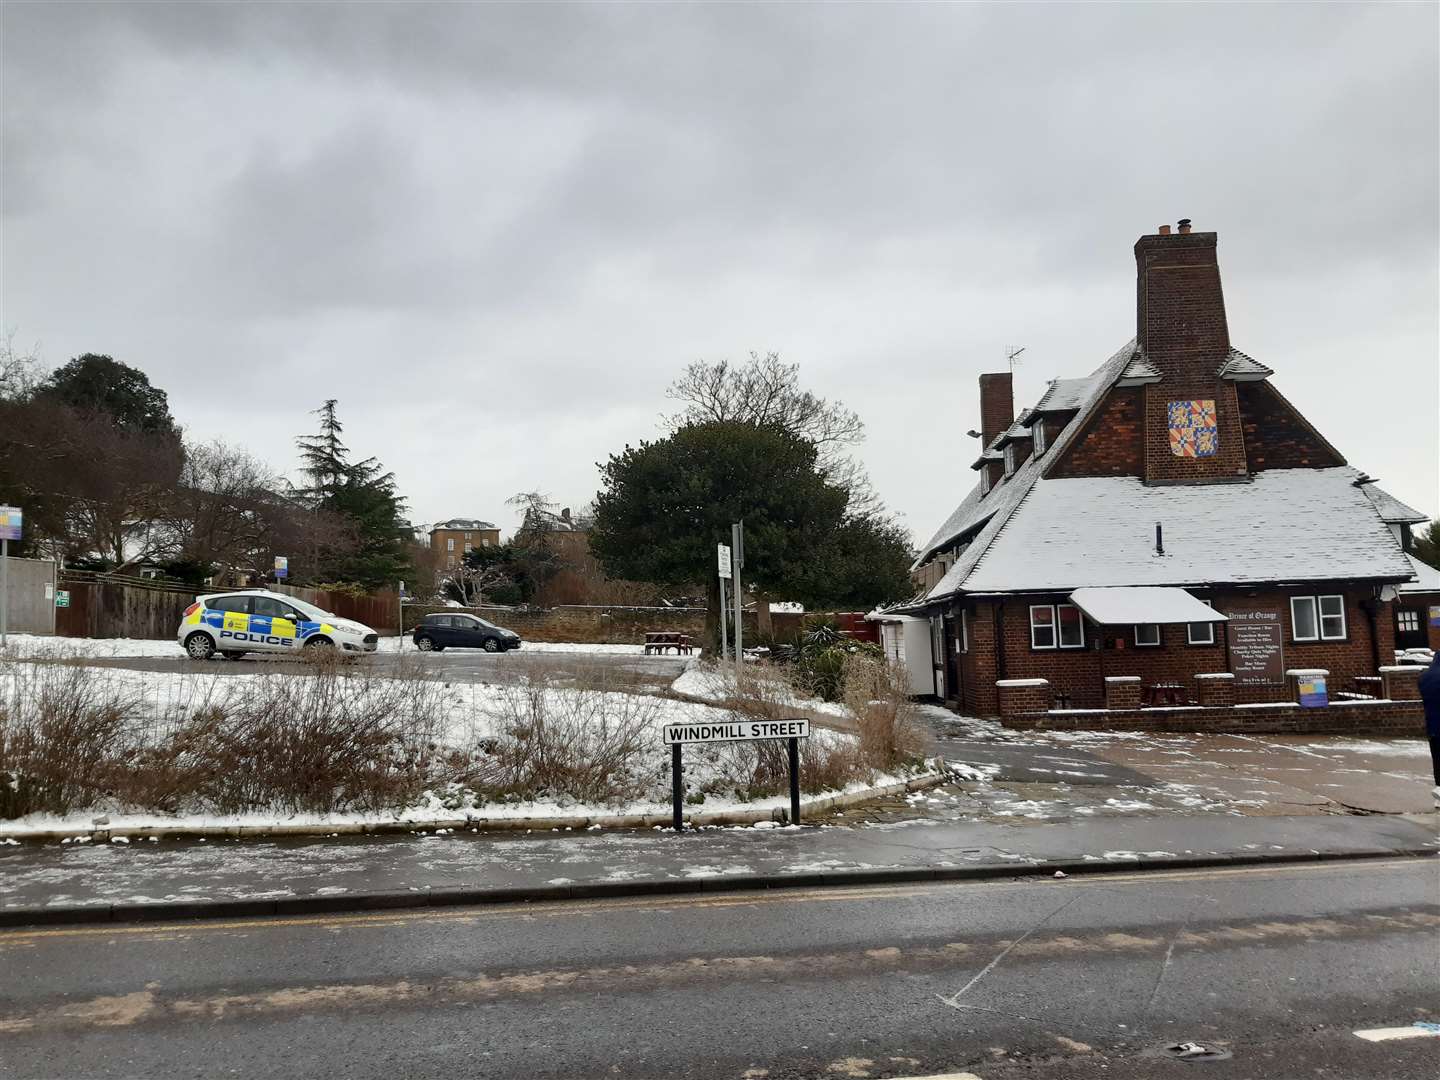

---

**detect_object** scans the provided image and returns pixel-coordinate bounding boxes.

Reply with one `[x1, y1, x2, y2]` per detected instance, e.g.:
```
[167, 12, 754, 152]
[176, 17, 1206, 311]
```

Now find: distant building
[429, 518, 500, 571]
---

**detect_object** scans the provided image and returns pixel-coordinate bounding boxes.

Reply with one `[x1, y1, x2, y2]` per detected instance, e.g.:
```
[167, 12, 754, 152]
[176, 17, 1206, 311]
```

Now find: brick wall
[1003, 698, 1423, 737]
[1236, 381, 1345, 471]
[1142, 378, 1249, 483]
[972, 586, 1395, 716]
[979, 372, 1014, 444]
[998, 679, 1050, 717]
[1048, 387, 1144, 478]
[1134, 230, 1230, 372]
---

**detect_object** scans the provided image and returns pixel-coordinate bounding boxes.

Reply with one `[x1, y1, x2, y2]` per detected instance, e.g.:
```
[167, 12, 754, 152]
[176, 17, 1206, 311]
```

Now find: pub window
[1291, 595, 1346, 642]
[979, 468, 992, 497]
[1057, 603, 1085, 648]
[1134, 623, 1161, 647]
[1032, 421, 1048, 456]
[1187, 601, 1215, 645]
[1030, 605, 1056, 649]
[1003, 444, 1017, 477]
[960, 609, 969, 653]
[1397, 610, 1420, 633]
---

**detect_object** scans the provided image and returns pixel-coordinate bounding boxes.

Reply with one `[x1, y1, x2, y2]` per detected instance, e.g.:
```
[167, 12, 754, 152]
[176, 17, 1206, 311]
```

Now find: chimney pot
[1177, 218, 1192, 234]
[1158, 224, 1171, 236]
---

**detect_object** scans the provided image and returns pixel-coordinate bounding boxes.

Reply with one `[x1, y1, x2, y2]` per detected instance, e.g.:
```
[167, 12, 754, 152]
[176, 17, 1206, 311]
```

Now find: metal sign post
[0, 506, 22, 649]
[663, 718, 809, 830]
[717, 543, 732, 661]
[731, 521, 744, 662]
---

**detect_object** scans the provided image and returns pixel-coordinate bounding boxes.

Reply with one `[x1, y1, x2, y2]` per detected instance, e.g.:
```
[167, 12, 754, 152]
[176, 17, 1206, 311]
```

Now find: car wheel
[415, 636, 435, 652]
[483, 637, 501, 653]
[185, 632, 216, 660]
[304, 636, 333, 650]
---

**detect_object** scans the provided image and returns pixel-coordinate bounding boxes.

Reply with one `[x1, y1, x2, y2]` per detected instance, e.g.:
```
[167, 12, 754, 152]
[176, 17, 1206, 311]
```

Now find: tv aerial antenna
[1006, 345, 1026, 375]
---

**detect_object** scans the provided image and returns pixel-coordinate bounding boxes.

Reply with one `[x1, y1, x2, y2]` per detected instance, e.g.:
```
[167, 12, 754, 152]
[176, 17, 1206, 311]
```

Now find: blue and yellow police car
[177, 590, 380, 660]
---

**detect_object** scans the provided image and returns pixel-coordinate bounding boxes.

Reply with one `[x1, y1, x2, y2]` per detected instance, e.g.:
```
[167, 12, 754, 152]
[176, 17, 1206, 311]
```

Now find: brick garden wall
[1003, 698, 1424, 737]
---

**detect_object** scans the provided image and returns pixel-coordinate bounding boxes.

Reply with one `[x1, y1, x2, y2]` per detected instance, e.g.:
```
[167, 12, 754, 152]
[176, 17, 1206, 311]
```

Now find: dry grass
[841, 653, 926, 770]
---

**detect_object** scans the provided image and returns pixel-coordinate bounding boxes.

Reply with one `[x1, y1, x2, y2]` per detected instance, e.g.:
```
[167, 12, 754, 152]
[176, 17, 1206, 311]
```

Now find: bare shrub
[841, 653, 925, 770]
[169, 659, 448, 813]
[722, 659, 797, 722]
[0, 662, 142, 817]
[464, 672, 661, 805]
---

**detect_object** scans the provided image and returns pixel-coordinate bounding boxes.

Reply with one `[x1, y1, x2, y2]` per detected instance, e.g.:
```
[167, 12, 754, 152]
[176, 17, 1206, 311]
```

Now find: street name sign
[717, 543, 732, 579]
[663, 718, 809, 745]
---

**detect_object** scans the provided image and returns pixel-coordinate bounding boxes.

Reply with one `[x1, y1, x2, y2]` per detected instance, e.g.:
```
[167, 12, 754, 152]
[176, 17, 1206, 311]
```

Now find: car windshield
[284, 596, 334, 622]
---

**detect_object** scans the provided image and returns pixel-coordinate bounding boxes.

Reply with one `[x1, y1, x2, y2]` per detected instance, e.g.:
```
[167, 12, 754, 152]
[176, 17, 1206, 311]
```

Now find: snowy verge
[0, 765, 948, 842]
[670, 662, 849, 718]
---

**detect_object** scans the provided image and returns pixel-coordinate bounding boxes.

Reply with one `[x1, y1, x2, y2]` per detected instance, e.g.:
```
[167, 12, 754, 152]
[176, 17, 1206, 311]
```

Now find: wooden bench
[643, 632, 694, 655]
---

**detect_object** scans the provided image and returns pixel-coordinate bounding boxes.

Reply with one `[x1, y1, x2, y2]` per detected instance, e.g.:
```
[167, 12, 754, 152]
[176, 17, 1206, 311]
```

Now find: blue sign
[0, 506, 20, 542]
[1298, 676, 1328, 709]
[274, 555, 288, 580]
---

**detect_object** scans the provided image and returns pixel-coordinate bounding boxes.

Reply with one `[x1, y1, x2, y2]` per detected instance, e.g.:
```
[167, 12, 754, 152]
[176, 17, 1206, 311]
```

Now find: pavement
[3, 859, 1437, 1078]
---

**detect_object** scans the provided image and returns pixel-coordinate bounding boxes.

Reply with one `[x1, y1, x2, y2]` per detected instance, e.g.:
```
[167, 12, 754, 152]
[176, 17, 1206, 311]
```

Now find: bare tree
[0, 331, 43, 402]
[441, 558, 515, 607]
[665, 351, 865, 458]
[157, 440, 280, 574]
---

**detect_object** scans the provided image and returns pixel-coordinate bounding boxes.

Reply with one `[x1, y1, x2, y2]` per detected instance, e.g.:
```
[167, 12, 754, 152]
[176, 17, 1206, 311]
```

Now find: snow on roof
[1360, 483, 1427, 525]
[1118, 353, 1161, 384]
[1400, 553, 1440, 594]
[1216, 348, 1273, 381]
[911, 340, 1137, 570]
[1069, 586, 1228, 625]
[1029, 377, 1093, 415]
[956, 466, 1412, 593]
[433, 518, 496, 531]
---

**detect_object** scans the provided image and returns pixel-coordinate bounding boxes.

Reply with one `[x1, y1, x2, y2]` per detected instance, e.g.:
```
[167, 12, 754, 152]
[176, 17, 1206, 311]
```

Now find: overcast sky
[4, 2, 1437, 541]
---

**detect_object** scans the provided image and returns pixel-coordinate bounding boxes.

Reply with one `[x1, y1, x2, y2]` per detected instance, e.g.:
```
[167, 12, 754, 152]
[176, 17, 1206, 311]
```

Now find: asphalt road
[4, 860, 1436, 1079]
[67, 647, 693, 690]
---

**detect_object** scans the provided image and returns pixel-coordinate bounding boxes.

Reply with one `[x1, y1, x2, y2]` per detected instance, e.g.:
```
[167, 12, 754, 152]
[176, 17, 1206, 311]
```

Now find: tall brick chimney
[978, 372, 1014, 446]
[1133, 222, 1249, 483]
[1134, 223, 1230, 378]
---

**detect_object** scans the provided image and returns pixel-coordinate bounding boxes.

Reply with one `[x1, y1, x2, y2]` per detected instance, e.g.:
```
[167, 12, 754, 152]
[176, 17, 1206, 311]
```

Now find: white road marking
[1353, 1022, 1440, 1042]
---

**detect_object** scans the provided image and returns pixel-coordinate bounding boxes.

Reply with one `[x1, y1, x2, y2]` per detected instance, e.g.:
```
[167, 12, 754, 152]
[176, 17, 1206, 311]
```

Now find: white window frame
[1187, 600, 1215, 645]
[446, 538, 455, 552]
[1003, 443, 1016, 477]
[1032, 421, 1048, 455]
[1397, 609, 1420, 633]
[1291, 594, 1345, 642]
[960, 609, 969, 653]
[1056, 603, 1085, 648]
[1317, 594, 1346, 640]
[1134, 623, 1161, 647]
[1030, 604, 1057, 650]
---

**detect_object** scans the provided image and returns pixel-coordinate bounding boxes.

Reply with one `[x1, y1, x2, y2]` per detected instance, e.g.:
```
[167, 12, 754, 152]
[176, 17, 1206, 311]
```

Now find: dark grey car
[411, 613, 522, 652]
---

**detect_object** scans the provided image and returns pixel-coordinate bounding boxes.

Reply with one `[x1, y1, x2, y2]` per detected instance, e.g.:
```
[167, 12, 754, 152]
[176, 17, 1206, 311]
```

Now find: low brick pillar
[1104, 676, 1142, 710]
[997, 678, 1050, 718]
[1194, 672, 1235, 707]
[1286, 668, 1329, 706]
[1378, 665, 1422, 701]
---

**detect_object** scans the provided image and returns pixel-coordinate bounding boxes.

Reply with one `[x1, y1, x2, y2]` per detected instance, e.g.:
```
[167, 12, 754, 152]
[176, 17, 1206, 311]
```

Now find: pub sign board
[663, 718, 809, 745]
[1226, 608, 1285, 686]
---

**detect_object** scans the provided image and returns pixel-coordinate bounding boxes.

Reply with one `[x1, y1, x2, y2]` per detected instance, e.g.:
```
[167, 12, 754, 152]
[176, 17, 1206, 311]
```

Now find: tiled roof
[1118, 352, 1162, 384]
[433, 518, 496, 531]
[1399, 553, 1440, 594]
[910, 340, 1136, 571]
[1216, 348, 1273, 380]
[1029, 377, 1093, 415]
[955, 466, 1412, 593]
[1359, 483, 1427, 524]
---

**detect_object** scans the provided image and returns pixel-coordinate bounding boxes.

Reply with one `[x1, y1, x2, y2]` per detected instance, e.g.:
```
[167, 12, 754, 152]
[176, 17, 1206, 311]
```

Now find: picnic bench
[644, 632, 695, 655]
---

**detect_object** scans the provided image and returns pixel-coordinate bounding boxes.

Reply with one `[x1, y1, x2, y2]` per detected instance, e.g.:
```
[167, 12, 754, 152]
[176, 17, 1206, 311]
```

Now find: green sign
[55, 590, 70, 608]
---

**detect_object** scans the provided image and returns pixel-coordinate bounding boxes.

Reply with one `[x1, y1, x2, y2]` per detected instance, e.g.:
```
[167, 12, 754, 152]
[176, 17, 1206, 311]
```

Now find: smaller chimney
[1177, 218, 1192, 235]
[1154, 522, 1165, 556]
[1157, 224, 1171, 236]
[978, 372, 1015, 447]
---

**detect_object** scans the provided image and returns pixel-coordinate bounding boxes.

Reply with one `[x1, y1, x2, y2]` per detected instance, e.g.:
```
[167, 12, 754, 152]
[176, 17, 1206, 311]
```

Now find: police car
[177, 590, 380, 660]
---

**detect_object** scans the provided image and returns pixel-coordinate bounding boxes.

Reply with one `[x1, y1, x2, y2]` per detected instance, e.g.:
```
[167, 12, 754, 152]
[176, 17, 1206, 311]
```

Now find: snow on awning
[1068, 586, 1228, 626]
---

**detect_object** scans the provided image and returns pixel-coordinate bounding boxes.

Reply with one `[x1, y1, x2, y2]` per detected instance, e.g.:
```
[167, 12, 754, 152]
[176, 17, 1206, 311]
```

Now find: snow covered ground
[0, 656, 919, 838]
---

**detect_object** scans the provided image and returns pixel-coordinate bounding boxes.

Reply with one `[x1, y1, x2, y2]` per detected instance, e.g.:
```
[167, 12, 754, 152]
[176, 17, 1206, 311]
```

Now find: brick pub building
[899, 222, 1429, 727]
